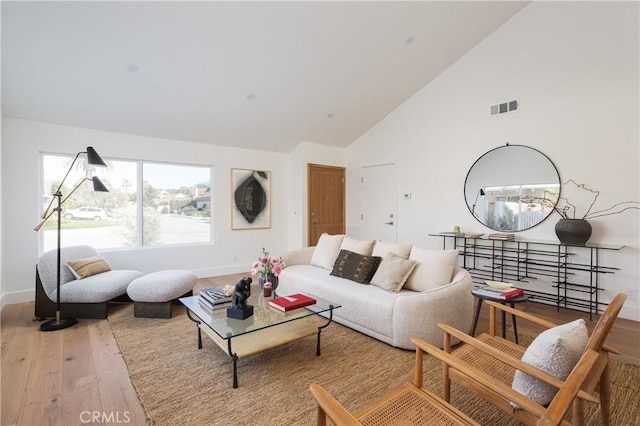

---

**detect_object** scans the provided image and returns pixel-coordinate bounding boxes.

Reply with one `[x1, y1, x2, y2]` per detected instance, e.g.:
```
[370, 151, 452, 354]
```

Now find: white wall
[346, 2, 640, 320]
[1, 118, 292, 304]
[2, 2, 638, 322]
[0, 5, 4, 308]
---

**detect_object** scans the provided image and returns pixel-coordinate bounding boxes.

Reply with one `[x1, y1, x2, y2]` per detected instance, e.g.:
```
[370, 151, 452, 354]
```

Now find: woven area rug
[108, 304, 640, 425]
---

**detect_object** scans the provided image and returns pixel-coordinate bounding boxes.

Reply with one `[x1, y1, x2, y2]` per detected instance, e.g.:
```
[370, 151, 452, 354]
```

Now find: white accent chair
[35, 245, 143, 319]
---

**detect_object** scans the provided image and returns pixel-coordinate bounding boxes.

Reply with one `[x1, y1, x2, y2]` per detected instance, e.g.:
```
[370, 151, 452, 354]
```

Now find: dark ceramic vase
[258, 273, 278, 291]
[555, 219, 592, 245]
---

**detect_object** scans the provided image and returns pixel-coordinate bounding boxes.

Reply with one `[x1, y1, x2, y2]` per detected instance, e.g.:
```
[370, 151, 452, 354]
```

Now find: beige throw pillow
[371, 241, 412, 259]
[340, 236, 375, 256]
[67, 255, 111, 279]
[511, 319, 588, 408]
[403, 248, 458, 292]
[370, 253, 417, 292]
[310, 233, 345, 270]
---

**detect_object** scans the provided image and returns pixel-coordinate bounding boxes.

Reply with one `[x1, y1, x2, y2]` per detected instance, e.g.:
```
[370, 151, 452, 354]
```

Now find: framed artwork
[231, 168, 271, 230]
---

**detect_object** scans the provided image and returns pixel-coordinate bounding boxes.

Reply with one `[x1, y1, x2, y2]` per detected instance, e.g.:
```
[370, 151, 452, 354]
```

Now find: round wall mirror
[464, 145, 560, 232]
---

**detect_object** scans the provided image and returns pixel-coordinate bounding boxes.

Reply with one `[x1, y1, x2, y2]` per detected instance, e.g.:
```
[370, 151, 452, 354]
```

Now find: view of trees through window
[41, 154, 212, 252]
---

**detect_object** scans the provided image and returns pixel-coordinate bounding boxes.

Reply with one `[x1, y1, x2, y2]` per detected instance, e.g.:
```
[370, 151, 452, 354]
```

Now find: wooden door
[307, 164, 345, 246]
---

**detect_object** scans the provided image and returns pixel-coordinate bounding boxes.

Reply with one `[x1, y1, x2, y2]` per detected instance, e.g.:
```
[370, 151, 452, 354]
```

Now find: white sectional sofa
[277, 234, 473, 350]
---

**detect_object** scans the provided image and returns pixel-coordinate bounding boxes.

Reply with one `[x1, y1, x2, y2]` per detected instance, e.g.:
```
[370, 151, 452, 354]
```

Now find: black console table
[430, 233, 624, 320]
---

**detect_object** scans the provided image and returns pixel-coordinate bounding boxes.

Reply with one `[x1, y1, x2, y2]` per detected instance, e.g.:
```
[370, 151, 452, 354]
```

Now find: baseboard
[619, 304, 640, 322]
[1, 289, 34, 308]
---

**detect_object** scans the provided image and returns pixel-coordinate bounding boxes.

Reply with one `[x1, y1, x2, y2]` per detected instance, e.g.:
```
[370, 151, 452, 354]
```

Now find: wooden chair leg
[443, 332, 451, 402]
[572, 397, 584, 426]
[317, 407, 327, 426]
[600, 364, 611, 426]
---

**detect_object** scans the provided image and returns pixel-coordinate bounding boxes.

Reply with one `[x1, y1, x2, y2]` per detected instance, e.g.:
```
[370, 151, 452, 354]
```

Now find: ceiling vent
[491, 99, 519, 116]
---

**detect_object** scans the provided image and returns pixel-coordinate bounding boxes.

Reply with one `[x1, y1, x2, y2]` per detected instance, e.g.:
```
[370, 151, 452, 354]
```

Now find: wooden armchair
[436, 292, 626, 426]
[309, 293, 626, 426]
[310, 337, 604, 425]
[310, 339, 481, 426]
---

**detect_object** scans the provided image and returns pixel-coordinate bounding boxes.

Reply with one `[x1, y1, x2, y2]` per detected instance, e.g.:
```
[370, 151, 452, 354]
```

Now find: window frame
[39, 152, 214, 253]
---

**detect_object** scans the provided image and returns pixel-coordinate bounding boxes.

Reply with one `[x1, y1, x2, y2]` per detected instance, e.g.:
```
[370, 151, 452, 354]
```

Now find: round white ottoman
[127, 270, 197, 318]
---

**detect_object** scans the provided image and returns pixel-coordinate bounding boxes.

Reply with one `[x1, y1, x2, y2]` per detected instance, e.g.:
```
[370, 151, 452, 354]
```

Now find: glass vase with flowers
[251, 248, 285, 291]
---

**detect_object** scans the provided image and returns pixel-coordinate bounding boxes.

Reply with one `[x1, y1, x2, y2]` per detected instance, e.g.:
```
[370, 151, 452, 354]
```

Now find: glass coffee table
[180, 289, 340, 388]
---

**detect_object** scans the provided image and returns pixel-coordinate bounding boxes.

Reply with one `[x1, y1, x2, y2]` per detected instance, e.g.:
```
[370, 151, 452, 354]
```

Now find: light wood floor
[2, 273, 639, 426]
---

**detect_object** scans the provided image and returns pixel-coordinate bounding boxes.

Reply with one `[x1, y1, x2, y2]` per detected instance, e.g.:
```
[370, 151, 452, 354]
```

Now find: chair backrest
[537, 348, 601, 425]
[586, 293, 627, 352]
[37, 245, 98, 296]
[537, 292, 627, 425]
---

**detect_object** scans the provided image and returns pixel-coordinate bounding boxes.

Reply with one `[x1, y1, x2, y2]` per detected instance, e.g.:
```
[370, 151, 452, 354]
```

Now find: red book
[501, 288, 525, 299]
[269, 293, 317, 312]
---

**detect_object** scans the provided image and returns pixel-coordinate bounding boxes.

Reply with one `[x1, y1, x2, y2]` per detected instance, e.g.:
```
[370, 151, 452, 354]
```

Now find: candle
[263, 282, 272, 297]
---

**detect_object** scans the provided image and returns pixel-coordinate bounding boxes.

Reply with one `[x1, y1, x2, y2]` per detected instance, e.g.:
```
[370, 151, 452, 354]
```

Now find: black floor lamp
[34, 147, 109, 332]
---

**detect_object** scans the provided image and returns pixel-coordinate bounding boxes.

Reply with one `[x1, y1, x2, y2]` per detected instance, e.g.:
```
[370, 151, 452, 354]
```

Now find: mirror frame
[464, 144, 561, 232]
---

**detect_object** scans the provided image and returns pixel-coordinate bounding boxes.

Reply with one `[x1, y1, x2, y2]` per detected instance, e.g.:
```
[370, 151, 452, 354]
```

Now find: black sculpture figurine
[227, 276, 254, 320]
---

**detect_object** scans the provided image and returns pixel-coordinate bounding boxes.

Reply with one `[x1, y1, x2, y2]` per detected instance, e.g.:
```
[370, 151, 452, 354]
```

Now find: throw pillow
[310, 233, 345, 270]
[330, 250, 381, 284]
[404, 248, 458, 292]
[511, 319, 589, 408]
[370, 253, 418, 292]
[371, 241, 412, 259]
[67, 255, 112, 279]
[340, 236, 375, 256]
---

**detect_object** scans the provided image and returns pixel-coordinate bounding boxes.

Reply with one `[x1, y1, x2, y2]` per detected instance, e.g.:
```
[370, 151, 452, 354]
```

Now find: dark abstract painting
[231, 168, 271, 229]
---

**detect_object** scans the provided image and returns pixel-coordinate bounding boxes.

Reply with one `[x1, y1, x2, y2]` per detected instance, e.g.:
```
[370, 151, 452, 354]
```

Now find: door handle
[385, 221, 394, 225]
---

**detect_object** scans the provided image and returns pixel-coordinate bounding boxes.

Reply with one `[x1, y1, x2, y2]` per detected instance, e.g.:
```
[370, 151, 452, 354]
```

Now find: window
[142, 163, 211, 246]
[41, 154, 212, 252]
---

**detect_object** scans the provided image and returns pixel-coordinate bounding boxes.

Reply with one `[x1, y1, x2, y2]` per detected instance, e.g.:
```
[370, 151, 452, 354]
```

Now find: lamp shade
[92, 176, 109, 192]
[86, 146, 107, 167]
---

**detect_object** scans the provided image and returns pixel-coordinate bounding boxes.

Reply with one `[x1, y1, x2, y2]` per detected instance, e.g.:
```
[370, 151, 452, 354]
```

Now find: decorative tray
[485, 280, 512, 290]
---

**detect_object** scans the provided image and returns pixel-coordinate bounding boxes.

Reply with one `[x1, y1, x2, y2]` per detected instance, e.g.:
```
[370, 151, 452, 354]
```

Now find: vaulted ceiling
[2, 1, 528, 153]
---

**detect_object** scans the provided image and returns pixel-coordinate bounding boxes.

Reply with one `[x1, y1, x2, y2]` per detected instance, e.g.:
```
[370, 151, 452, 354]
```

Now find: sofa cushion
[278, 264, 399, 339]
[56, 270, 144, 303]
[404, 248, 458, 292]
[67, 255, 112, 279]
[511, 319, 588, 407]
[310, 233, 345, 270]
[370, 253, 417, 292]
[340, 236, 375, 256]
[330, 250, 381, 284]
[372, 241, 412, 259]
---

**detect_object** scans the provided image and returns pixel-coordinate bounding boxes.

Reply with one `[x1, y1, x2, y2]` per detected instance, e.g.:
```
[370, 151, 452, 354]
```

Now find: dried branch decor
[522, 179, 639, 220]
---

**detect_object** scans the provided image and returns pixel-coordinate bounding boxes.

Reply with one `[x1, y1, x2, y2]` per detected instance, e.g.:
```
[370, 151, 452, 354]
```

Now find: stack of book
[488, 233, 515, 241]
[473, 285, 524, 300]
[198, 287, 232, 310]
[269, 293, 317, 312]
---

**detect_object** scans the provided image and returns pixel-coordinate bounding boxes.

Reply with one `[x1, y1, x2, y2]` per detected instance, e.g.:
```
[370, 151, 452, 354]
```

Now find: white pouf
[127, 270, 197, 318]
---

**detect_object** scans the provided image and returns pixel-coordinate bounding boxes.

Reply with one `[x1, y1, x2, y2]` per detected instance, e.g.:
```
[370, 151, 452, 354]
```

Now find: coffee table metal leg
[501, 308, 506, 339]
[227, 339, 239, 388]
[316, 305, 335, 356]
[185, 309, 203, 349]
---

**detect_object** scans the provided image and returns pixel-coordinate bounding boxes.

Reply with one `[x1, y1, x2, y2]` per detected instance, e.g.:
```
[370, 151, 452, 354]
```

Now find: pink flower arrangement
[251, 248, 285, 277]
